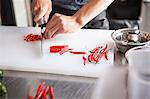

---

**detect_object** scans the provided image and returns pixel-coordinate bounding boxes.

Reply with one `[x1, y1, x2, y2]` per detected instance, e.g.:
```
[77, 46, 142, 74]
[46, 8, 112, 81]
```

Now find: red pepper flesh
[28, 96, 33, 99]
[42, 86, 49, 99]
[96, 44, 108, 63]
[59, 47, 69, 55]
[24, 33, 42, 42]
[50, 45, 69, 53]
[36, 81, 45, 95]
[35, 90, 44, 99]
[104, 51, 108, 60]
[49, 85, 55, 99]
[83, 56, 87, 65]
[70, 51, 87, 54]
[90, 46, 102, 53]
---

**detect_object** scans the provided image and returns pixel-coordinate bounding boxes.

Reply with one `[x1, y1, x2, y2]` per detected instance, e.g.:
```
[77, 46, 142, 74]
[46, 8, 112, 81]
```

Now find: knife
[40, 18, 44, 54]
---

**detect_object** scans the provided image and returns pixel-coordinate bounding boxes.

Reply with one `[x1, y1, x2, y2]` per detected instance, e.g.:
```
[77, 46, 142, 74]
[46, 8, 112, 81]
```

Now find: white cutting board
[0, 26, 114, 77]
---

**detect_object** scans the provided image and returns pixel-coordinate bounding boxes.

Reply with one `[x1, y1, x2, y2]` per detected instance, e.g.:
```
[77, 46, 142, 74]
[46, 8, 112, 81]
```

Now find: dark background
[0, 0, 142, 29]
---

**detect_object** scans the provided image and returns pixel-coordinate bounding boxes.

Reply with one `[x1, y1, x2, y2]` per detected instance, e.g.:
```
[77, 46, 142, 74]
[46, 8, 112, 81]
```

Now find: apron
[106, 0, 142, 29]
[49, 0, 109, 29]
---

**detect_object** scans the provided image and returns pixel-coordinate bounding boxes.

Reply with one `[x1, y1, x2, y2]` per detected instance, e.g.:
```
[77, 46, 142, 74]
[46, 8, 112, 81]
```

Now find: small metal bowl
[111, 28, 150, 53]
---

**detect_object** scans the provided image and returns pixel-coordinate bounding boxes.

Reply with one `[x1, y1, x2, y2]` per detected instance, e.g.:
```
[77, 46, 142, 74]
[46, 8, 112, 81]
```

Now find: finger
[34, 5, 49, 23]
[31, 1, 38, 15]
[51, 27, 67, 38]
[43, 7, 52, 23]
[34, 10, 46, 23]
[44, 13, 62, 38]
[32, 7, 38, 16]
[32, 9, 39, 17]
[45, 15, 58, 33]
[51, 32, 59, 38]
[43, 31, 49, 39]
[46, 24, 60, 39]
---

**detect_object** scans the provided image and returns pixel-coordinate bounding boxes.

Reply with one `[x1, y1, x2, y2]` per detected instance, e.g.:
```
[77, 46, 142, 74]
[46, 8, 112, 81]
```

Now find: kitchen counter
[0, 26, 128, 99]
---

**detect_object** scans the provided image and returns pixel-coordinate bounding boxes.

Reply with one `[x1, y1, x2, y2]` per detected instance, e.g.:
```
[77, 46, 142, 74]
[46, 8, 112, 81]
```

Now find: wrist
[72, 14, 85, 28]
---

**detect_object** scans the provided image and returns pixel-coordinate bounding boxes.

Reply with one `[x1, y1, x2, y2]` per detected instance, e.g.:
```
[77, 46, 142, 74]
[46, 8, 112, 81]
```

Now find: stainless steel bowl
[111, 28, 150, 53]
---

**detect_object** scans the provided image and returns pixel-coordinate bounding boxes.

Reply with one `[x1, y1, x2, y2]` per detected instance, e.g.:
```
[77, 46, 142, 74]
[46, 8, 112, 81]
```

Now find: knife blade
[40, 18, 44, 54]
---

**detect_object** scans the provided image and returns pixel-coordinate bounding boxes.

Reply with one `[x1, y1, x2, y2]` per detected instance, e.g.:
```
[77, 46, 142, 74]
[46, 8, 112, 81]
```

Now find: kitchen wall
[12, 0, 32, 27]
[0, 0, 1, 25]
[140, 0, 150, 32]
[0, 16, 1, 25]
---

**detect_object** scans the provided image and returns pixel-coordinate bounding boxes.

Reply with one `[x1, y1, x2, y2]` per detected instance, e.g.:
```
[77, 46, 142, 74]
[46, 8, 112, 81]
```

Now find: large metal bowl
[111, 28, 150, 53]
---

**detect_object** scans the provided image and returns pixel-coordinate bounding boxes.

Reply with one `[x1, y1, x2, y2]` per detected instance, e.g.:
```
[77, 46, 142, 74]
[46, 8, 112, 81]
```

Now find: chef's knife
[40, 18, 44, 54]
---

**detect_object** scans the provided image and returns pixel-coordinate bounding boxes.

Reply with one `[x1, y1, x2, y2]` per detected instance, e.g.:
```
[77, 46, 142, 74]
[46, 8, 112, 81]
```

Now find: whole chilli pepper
[35, 90, 44, 99]
[49, 85, 55, 99]
[36, 81, 45, 95]
[42, 86, 49, 99]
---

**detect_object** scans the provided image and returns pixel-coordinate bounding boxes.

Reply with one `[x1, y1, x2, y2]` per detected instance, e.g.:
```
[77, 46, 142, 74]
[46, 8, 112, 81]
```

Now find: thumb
[34, 5, 49, 23]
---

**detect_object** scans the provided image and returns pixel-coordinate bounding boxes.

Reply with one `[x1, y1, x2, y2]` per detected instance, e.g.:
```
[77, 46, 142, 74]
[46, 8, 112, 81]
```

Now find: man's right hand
[31, 0, 52, 23]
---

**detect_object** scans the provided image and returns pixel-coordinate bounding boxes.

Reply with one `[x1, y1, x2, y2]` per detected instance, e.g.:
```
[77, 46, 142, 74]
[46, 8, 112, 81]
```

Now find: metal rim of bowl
[111, 28, 150, 46]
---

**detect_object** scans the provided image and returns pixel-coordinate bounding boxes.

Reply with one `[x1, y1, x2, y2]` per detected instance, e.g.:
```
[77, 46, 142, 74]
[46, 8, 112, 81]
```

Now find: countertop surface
[0, 26, 128, 99]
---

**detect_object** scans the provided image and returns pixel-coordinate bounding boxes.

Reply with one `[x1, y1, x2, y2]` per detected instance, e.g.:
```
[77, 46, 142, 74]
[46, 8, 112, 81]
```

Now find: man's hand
[31, 0, 52, 23]
[44, 13, 82, 39]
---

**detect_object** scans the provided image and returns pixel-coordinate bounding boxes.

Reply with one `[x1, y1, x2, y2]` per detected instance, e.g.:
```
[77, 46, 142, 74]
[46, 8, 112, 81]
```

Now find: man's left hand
[44, 13, 82, 39]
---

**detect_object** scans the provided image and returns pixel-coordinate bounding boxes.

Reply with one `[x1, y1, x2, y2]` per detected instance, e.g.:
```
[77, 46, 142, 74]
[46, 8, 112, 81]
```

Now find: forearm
[73, 0, 114, 27]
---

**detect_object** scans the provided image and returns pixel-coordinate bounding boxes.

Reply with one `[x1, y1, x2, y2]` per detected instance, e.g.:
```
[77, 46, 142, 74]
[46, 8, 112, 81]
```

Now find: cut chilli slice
[69, 51, 87, 54]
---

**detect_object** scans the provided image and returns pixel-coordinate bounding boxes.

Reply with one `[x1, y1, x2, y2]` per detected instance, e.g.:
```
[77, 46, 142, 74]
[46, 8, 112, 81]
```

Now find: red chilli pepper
[59, 47, 69, 55]
[50, 45, 68, 48]
[36, 81, 45, 95]
[88, 54, 93, 62]
[91, 48, 100, 62]
[42, 86, 49, 99]
[36, 90, 44, 99]
[50, 45, 69, 53]
[50, 47, 62, 53]
[49, 85, 55, 99]
[96, 44, 108, 63]
[70, 51, 87, 54]
[28, 96, 33, 99]
[24, 33, 42, 42]
[83, 56, 87, 65]
[104, 50, 108, 60]
[90, 46, 102, 53]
